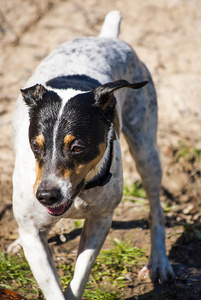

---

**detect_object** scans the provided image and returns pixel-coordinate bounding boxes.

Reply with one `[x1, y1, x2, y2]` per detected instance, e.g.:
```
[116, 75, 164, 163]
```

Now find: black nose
[36, 188, 62, 206]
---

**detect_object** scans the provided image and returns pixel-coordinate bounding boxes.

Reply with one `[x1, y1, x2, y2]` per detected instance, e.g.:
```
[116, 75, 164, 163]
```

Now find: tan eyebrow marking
[35, 133, 45, 148]
[64, 134, 75, 146]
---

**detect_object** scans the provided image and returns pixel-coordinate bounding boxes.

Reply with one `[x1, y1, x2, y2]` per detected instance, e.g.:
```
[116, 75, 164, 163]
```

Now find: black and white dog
[10, 11, 174, 300]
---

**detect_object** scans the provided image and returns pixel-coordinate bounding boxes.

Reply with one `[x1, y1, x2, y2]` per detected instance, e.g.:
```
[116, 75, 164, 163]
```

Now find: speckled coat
[10, 11, 174, 300]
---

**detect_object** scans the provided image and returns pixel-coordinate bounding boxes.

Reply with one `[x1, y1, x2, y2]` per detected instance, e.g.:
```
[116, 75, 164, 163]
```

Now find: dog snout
[36, 187, 62, 206]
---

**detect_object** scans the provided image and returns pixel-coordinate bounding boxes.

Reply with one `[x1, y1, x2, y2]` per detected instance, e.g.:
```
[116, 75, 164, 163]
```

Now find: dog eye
[31, 141, 41, 154]
[71, 145, 84, 153]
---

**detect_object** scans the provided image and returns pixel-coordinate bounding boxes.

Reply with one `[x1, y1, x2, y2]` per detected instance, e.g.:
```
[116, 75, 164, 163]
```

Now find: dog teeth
[46, 202, 67, 216]
[52, 203, 66, 209]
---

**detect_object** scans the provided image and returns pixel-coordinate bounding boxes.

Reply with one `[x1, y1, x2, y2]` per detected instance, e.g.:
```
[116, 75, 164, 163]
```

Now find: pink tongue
[46, 204, 66, 215]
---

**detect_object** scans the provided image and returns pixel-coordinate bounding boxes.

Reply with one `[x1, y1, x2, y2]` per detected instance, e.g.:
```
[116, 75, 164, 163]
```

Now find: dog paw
[7, 238, 21, 254]
[138, 256, 175, 283]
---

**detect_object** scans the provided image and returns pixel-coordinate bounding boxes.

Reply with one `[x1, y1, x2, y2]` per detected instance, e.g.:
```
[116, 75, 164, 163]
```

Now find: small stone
[183, 204, 194, 215]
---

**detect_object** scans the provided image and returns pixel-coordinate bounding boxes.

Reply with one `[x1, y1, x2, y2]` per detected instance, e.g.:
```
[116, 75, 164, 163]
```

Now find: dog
[9, 11, 174, 300]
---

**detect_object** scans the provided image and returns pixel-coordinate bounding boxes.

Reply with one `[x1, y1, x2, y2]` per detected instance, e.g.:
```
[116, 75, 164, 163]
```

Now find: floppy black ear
[93, 79, 148, 111]
[21, 84, 47, 107]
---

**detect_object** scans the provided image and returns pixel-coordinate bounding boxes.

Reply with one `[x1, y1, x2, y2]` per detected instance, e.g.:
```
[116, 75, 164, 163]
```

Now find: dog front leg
[19, 226, 65, 300]
[65, 213, 113, 300]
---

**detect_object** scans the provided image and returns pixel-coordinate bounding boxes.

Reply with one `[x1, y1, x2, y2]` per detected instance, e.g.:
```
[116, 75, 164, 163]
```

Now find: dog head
[21, 79, 147, 216]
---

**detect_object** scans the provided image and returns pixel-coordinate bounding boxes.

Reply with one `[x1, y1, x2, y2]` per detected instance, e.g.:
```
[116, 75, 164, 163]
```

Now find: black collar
[84, 133, 115, 190]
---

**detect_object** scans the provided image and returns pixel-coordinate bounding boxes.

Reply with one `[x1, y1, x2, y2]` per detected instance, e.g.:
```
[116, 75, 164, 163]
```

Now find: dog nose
[36, 188, 62, 206]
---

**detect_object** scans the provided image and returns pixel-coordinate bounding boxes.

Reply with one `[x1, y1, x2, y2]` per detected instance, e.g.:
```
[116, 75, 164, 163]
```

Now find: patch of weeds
[123, 181, 146, 201]
[73, 219, 83, 229]
[174, 141, 201, 164]
[59, 238, 146, 299]
[0, 240, 146, 300]
[85, 239, 146, 299]
[163, 201, 177, 213]
[59, 263, 74, 289]
[0, 250, 39, 298]
[83, 286, 119, 299]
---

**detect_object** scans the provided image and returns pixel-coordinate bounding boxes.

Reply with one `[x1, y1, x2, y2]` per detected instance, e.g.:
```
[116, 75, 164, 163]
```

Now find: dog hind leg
[122, 80, 175, 282]
[123, 130, 174, 282]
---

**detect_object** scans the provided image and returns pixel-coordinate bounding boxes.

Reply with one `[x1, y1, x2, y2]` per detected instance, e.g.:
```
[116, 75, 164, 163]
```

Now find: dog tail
[99, 11, 122, 39]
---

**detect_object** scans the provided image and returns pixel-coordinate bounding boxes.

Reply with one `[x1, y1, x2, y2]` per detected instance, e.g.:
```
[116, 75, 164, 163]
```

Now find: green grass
[163, 201, 177, 213]
[0, 251, 39, 298]
[86, 238, 145, 299]
[123, 181, 146, 201]
[174, 141, 201, 164]
[73, 219, 83, 229]
[60, 238, 146, 299]
[0, 239, 146, 299]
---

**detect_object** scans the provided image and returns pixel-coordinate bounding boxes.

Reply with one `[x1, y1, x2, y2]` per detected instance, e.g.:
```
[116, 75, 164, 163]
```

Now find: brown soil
[1, 0, 201, 299]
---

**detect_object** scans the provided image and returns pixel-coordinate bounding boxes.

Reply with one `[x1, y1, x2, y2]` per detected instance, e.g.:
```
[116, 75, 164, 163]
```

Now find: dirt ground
[1, 0, 201, 299]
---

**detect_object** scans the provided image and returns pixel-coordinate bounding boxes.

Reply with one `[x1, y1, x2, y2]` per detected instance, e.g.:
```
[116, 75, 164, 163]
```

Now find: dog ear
[21, 84, 47, 107]
[93, 79, 148, 111]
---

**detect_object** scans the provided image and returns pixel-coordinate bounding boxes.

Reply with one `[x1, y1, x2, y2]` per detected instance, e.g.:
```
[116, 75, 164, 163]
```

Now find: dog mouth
[46, 200, 73, 216]
[45, 180, 85, 216]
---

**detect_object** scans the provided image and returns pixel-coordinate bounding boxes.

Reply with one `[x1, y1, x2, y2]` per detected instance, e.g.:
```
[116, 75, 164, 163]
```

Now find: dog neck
[84, 125, 116, 190]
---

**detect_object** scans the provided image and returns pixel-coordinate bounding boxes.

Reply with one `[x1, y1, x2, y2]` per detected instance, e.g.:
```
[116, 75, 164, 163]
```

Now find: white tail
[99, 11, 122, 39]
